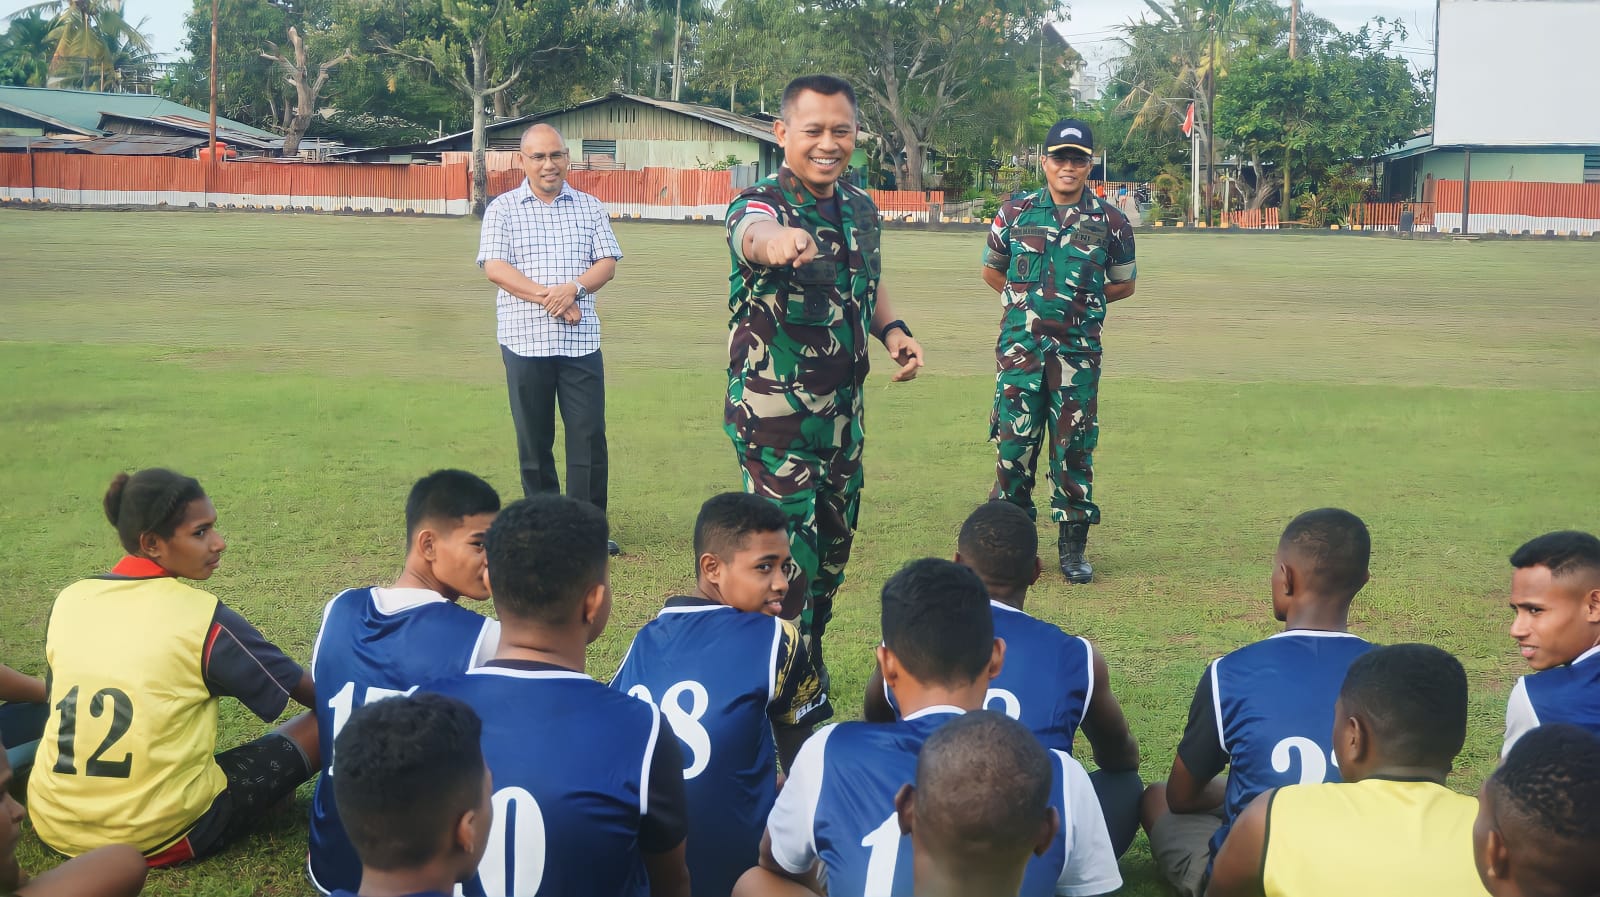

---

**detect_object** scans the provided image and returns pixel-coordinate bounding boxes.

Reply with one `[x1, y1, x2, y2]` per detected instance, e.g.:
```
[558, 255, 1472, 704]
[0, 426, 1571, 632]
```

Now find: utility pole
[208, 0, 219, 200]
[1206, 21, 1217, 226]
[671, 0, 683, 101]
[1289, 0, 1299, 59]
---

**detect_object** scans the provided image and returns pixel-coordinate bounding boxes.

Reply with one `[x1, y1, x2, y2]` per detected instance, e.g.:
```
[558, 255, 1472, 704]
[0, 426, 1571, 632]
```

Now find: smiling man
[980, 119, 1136, 582]
[478, 123, 624, 555]
[1501, 530, 1600, 755]
[723, 74, 926, 684]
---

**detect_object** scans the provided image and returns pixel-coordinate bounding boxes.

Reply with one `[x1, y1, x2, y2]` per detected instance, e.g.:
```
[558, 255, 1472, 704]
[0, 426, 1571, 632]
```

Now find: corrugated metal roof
[425, 92, 779, 147]
[0, 86, 280, 140]
[98, 111, 280, 149]
[1377, 134, 1437, 162]
[0, 133, 208, 155]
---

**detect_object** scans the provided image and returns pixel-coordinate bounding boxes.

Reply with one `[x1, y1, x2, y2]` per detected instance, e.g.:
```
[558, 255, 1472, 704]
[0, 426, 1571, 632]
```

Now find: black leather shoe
[607, 540, 621, 556]
[1058, 523, 1093, 583]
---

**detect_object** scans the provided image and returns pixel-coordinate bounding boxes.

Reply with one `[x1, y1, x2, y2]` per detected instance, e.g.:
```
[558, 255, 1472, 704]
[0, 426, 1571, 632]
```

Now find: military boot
[1059, 522, 1093, 583]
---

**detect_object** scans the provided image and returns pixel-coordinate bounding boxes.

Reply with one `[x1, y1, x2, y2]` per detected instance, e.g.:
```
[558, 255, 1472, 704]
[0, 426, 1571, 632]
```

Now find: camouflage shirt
[724, 166, 883, 450]
[982, 190, 1136, 354]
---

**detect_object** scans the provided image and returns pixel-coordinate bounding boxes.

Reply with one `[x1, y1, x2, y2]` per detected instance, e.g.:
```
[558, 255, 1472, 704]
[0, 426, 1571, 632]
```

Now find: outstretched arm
[1079, 645, 1140, 772]
[17, 845, 147, 897]
[0, 664, 45, 705]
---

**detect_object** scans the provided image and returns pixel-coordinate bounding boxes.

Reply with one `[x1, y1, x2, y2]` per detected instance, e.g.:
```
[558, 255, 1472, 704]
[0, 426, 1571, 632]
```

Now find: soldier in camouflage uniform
[981, 119, 1137, 583]
[724, 75, 925, 675]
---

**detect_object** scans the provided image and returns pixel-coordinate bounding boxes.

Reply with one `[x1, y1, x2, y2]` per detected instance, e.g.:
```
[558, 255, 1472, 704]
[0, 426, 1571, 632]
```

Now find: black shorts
[145, 733, 313, 867]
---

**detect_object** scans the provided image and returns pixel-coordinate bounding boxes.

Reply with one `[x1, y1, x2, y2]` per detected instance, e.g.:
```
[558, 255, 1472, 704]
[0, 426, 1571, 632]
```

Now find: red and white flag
[1182, 102, 1195, 138]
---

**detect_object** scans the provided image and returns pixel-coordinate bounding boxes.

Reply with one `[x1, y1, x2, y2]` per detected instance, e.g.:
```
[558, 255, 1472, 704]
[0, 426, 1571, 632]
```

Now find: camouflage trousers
[732, 434, 863, 642]
[989, 344, 1101, 525]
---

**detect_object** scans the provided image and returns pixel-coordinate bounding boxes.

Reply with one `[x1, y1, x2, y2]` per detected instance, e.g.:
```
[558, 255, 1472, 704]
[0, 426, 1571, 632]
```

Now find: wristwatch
[875, 319, 913, 343]
[573, 282, 590, 301]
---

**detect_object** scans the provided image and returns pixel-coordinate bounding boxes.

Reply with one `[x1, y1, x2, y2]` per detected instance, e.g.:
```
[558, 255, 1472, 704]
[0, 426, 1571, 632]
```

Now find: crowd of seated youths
[4, 465, 1598, 897]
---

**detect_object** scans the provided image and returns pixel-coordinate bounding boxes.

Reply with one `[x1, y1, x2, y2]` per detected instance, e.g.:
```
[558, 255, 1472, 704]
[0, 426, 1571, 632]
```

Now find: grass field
[2, 209, 1597, 897]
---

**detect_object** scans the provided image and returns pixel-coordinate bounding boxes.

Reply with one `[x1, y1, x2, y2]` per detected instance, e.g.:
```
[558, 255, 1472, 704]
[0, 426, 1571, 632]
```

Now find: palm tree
[11, 0, 152, 90]
[0, 11, 56, 86]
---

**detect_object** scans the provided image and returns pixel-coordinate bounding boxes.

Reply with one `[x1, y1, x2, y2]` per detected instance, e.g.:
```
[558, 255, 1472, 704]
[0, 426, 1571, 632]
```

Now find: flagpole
[1190, 116, 1199, 226]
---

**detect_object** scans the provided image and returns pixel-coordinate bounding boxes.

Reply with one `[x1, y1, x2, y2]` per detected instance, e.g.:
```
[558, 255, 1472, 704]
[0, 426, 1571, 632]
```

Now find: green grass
[1, 210, 1597, 896]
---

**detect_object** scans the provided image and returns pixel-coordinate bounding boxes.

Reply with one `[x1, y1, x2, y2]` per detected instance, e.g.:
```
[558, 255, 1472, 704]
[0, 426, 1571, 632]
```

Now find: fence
[483, 163, 945, 222]
[1433, 180, 1600, 236]
[2, 152, 935, 222]
[0, 154, 470, 213]
[1227, 207, 1280, 229]
[1348, 202, 1436, 230]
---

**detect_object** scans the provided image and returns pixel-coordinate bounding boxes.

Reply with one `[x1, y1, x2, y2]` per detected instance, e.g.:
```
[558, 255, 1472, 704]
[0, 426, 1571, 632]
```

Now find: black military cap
[1044, 119, 1094, 155]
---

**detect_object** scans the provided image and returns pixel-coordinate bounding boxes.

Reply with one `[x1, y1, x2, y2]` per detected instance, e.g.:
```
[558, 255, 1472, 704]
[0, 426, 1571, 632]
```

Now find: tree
[10, 0, 151, 89]
[1213, 18, 1425, 215]
[823, 0, 1056, 192]
[0, 11, 55, 86]
[260, 25, 353, 155]
[174, 0, 295, 129]
[695, 0, 835, 113]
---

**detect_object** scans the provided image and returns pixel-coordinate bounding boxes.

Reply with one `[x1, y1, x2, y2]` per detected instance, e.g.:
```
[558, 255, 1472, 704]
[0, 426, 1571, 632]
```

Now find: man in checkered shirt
[478, 123, 625, 554]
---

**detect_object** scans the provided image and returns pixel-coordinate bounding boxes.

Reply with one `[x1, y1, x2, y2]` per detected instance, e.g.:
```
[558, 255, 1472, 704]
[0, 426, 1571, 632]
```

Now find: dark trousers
[502, 346, 608, 509]
[1089, 767, 1144, 858]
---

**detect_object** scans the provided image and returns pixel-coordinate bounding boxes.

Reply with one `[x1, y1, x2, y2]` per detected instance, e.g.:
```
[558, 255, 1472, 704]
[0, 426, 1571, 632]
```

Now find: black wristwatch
[875, 319, 913, 343]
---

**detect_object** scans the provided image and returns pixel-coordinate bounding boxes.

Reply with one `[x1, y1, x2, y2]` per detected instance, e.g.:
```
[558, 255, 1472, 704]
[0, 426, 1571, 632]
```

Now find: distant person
[1476, 723, 1600, 897]
[864, 500, 1142, 855]
[0, 738, 147, 897]
[478, 122, 624, 555]
[735, 558, 1118, 897]
[326, 693, 492, 897]
[981, 119, 1136, 582]
[307, 470, 502, 893]
[896, 711, 1060, 897]
[723, 73, 925, 686]
[1141, 508, 1374, 897]
[1207, 643, 1488, 897]
[28, 468, 319, 866]
[612, 493, 831, 897]
[1501, 530, 1600, 754]
[0, 662, 46, 780]
[422, 495, 690, 897]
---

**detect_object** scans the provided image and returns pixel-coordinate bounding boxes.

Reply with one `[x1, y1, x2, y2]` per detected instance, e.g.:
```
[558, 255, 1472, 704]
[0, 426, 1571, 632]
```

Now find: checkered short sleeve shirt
[478, 180, 624, 358]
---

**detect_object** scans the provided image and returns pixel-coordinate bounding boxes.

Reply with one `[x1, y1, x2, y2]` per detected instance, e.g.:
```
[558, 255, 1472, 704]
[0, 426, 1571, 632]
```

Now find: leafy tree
[174, 0, 297, 129]
[821, 0, 1057, 192]
[694, 0, 835, 113]
[1214, 18, 1425, 213]
[381, 0, 529, 214]
[9, 0, 152, 90]
[0, 10, 55, 86]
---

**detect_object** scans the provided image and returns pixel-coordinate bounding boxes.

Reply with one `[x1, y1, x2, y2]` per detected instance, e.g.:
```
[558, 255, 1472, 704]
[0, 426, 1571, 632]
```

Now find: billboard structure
[1433, 0, 1600, 147]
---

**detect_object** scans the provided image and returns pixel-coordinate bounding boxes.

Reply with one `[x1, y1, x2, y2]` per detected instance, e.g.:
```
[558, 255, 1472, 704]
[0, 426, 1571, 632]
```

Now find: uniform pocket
[785, 260, 840, 326]
[1008, 250, 1044, 285]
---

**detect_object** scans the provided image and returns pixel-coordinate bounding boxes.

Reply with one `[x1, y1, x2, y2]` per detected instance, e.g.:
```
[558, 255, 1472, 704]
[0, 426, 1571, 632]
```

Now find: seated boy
[865, 501, 1141, 854]
[422, 495, 691, 897]
[307, 469, 502, 893]
[1141, 508, 1374, 897]
[323, 693, 492, 897]
[739, 558, 1119, 897]
[895, 710, 1060, 897]
[1476, 723, 1600, 897]
[1208, 643, 1489, 897]
[1502, 530, 1600, 755]
[0, 737, 146, 897]
[612, 493, 831, 897]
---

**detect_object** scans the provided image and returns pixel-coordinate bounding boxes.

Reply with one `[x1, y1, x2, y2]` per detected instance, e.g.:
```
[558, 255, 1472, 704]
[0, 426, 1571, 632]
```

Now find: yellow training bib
[28, 574, 227, 856]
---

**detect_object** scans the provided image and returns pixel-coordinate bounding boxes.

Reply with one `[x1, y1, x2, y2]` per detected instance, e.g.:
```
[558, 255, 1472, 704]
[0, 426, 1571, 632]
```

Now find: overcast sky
[1, 0, 1436, 71]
